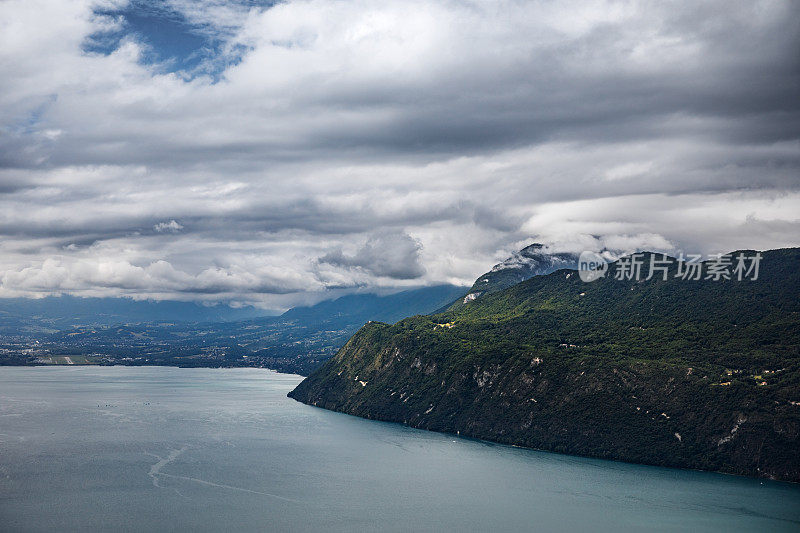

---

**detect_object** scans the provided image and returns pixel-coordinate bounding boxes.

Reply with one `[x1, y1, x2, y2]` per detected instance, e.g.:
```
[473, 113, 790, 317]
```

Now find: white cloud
[0, 0, 798, 305]
[154, 220, 184, 233]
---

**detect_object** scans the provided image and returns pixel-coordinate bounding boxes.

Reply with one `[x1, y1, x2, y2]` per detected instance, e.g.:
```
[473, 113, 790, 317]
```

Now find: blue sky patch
[83, 2, 231, 77]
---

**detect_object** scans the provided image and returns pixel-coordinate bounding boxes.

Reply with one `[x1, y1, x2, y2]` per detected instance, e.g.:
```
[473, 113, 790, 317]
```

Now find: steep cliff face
[290, 248, 800, 481]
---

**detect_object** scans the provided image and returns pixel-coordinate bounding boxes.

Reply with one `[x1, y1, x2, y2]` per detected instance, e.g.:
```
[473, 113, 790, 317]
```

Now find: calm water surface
[1, 367, 798, 532]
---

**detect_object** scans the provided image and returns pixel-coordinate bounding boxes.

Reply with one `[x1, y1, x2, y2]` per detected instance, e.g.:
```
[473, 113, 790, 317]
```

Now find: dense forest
[290, 248, 800, 481]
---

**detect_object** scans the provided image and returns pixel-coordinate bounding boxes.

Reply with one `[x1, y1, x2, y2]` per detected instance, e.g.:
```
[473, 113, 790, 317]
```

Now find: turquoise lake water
[1, 366, 798, 532]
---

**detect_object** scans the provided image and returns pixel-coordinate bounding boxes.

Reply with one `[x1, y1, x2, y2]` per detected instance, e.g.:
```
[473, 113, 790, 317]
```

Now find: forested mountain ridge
[289, 248, 800, 481]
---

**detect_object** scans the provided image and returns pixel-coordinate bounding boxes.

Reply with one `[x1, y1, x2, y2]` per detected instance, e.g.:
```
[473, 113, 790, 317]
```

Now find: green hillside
[289, 248, 800, 481]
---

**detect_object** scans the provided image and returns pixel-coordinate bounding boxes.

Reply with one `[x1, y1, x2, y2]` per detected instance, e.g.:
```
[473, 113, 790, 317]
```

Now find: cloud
[0, 0, 798, 306]
[0, 256, 316, 300]
[154, 219, 184, 233]
[319, 231, 425, 280]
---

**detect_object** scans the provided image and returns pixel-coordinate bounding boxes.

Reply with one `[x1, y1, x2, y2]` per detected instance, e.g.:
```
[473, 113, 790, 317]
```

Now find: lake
[1, 367, 798, 532]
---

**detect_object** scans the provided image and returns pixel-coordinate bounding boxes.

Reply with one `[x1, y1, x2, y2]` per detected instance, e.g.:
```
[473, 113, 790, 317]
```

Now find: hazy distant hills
[1, 285, 466, 374]
[290, 248, 800, 481]
[279, 285, 467, 327]
[0, 296, 272, 335]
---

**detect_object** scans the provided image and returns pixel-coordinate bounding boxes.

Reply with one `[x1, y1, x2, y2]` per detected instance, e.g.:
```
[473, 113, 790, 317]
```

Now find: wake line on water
[157, 472, 302, 503]
[145, 446, 300, 504]
[146, 446, 188, 488]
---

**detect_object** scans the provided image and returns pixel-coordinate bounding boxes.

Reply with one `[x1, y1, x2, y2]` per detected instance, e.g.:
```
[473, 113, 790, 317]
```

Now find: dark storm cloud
[0, 0, 798, 305]
[319, 231, 426, 280]
[3, 1, 797, 172]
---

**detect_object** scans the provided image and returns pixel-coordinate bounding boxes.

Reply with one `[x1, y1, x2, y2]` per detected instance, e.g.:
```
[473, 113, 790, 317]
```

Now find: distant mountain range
[0, 295, 272, 335]
[0, 285, 466, 374]
[289, 247, 800, 481]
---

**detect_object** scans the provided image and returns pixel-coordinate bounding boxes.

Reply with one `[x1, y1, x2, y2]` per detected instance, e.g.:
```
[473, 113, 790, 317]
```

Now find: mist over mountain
[453, 244, 579, 307]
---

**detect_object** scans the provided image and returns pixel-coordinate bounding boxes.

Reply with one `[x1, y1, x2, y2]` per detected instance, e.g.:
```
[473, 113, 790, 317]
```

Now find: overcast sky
[1, 0, 798, 309]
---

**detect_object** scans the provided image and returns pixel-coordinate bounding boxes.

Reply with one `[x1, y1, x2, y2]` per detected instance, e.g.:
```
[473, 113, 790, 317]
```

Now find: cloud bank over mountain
[1, 0, 798, 308]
